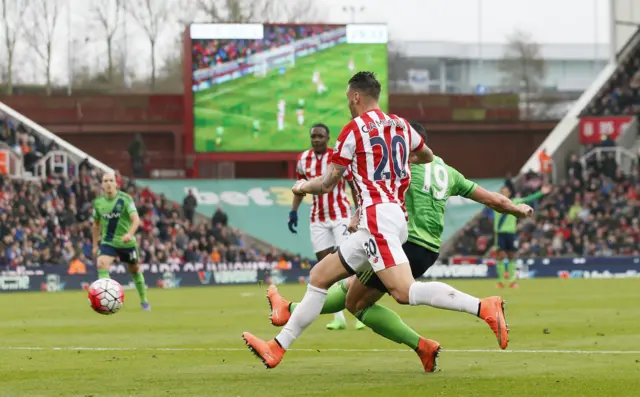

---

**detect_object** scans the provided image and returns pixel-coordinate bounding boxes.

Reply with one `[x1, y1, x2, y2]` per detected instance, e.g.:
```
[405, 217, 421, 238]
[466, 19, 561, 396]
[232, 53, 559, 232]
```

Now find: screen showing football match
[190, 23, 389, 152]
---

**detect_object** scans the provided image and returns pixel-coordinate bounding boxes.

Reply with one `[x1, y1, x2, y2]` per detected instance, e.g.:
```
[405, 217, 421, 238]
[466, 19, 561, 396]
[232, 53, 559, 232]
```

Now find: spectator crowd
[585, 44, 640, 116]
[454, 143, 640, 258]
[192, 25, 336, 71]
[0, 111, 305, 272]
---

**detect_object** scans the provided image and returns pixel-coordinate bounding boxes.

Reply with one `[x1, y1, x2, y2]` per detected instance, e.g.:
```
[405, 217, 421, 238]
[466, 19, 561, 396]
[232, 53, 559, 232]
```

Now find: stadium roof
[400, 41, 610, 61]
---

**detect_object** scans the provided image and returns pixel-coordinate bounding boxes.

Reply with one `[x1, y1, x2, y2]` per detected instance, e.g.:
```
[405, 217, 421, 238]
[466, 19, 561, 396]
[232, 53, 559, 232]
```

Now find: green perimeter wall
[138, 178, 504, 258]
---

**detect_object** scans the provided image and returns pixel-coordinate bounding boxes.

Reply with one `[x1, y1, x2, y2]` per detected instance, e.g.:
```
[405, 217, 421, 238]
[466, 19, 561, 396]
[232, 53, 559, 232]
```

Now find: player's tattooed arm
[294, 163, 346, 195]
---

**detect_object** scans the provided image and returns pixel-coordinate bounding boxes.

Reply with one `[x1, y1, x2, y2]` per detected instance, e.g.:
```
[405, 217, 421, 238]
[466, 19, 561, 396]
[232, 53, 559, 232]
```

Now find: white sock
[333, 310, 346, 323]
[408, 281, 480, 315]
[275, 284, 327, 349]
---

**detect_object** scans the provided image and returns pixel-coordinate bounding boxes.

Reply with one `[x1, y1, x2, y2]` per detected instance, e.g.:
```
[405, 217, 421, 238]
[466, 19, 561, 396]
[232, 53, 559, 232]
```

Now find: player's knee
[308, 266, 333, 290]
[345, 275, 355, 290]
[344, 295, 359, 314]
[97, 257, 110, 270]
[353, 298, 372, 313]
[128, 264, 140, 273]
[388, 287, 410, 305]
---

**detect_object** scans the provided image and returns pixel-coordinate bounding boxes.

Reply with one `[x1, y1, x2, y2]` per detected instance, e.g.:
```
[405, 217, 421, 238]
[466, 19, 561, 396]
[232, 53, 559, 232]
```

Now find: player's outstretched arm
[471, 186, 534, 218]
[516, 184, 552, 204]
[409, 144, 434, 164]
[293, 163, 346, 196]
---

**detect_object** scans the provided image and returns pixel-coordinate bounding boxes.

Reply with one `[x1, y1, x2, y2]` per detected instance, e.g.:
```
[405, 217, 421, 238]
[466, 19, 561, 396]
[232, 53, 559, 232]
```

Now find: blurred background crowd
[584, 45, 640, 116]
[3, 109, 640, 272]
[0, 110, 306, 271]
[454, 142, 640, 258]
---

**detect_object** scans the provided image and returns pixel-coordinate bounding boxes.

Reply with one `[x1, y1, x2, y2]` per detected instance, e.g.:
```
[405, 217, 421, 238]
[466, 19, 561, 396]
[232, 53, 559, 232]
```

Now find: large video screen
[190, 23, 388, 153]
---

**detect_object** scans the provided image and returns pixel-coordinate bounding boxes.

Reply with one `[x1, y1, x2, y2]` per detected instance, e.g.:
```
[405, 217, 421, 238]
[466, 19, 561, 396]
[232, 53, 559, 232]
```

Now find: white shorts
[338, 203, 408, 273]
[310, 218, 350, 253]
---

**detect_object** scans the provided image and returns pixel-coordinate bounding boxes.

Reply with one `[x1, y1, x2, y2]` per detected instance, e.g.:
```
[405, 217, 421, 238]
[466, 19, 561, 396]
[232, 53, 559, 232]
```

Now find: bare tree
[124, 0, 172, 91]
[0, 59, 7, 84]
[1, 0, 30, 95]
[498, 30, 546, 119]
[24, 0, 59, 95]
[154, 1, 202, 92]
[175, 0, 200, 26]
[91, 0, 121, 83]
[277, 0, 319, 23]
[197, 0, 255, 22]
[197, 0, 318, 23]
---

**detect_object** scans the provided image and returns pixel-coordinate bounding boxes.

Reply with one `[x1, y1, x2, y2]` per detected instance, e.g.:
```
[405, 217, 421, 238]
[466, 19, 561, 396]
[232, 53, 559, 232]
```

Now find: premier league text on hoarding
[190, 23, 389, 153]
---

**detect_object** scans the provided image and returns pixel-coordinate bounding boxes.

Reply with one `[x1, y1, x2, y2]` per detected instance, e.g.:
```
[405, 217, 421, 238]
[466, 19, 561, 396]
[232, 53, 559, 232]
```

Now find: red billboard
[579, 116, 634, 144]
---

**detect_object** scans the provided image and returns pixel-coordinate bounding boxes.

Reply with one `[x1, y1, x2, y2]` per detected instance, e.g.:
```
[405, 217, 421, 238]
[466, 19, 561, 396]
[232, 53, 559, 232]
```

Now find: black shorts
[98, 244, 139, 265]
[357, 241, 439, 293]
[496, 233, 516, 252]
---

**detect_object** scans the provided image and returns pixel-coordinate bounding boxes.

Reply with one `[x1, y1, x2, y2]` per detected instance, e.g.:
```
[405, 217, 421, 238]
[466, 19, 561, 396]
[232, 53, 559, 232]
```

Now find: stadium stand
[0, 108, 303, 270]
[452, 145, 640, 258]
[584, 44, 640, 116]
[450, 27, 640, 260]
[452, 117, 636, 258]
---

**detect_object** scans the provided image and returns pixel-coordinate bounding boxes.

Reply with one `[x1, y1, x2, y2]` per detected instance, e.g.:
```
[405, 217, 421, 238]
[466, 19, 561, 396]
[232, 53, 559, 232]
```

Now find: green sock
[290, 280, 347, 314]
[97, 268, 110, 279]
[132, 272, 148, 303]
[507, 260, 517, 283]
[496, 260, 506, 283]
[355, 304, 420, 350]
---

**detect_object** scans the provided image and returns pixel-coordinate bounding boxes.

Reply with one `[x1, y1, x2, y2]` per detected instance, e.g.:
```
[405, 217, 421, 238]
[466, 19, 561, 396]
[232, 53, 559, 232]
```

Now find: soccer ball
[88, 279, 125, 315]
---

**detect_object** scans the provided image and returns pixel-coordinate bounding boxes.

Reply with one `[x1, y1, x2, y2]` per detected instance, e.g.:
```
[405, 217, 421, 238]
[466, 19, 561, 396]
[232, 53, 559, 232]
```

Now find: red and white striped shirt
[296, 148, 352, 223]
[331, 109, 424, 211]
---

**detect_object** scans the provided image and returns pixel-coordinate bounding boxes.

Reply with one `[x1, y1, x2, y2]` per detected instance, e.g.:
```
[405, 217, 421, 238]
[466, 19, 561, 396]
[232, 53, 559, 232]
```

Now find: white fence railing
[0, 101, 113, 174]
[33, 150, 79, 180]
[581, 146, 636, 176]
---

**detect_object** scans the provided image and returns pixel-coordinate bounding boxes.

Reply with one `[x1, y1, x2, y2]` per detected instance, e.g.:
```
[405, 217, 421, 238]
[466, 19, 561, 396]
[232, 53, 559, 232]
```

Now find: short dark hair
[310, 123, 330, 136]
[348, 71, 381, 100]
[410, 121, 427, 142]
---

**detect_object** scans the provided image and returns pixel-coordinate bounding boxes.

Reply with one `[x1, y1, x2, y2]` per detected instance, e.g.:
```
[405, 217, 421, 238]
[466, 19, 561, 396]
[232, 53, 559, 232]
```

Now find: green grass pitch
[193, 43, 389, 153]
[2, 279, 640, 396]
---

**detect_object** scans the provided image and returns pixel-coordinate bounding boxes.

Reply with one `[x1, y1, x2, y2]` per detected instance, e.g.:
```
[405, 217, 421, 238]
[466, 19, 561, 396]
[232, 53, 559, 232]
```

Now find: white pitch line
[1, 346, 639, 355]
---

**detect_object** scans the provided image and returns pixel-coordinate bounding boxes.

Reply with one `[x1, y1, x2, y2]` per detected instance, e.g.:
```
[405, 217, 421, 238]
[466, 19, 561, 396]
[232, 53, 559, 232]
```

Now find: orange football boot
[415, 337, 441, 372]
[241, 332, 285, 369]
[509, 282, 519, 288]
[479, 296, 509, 349]
[496, 282, 505, 289]
[267, 285, 291, 326]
